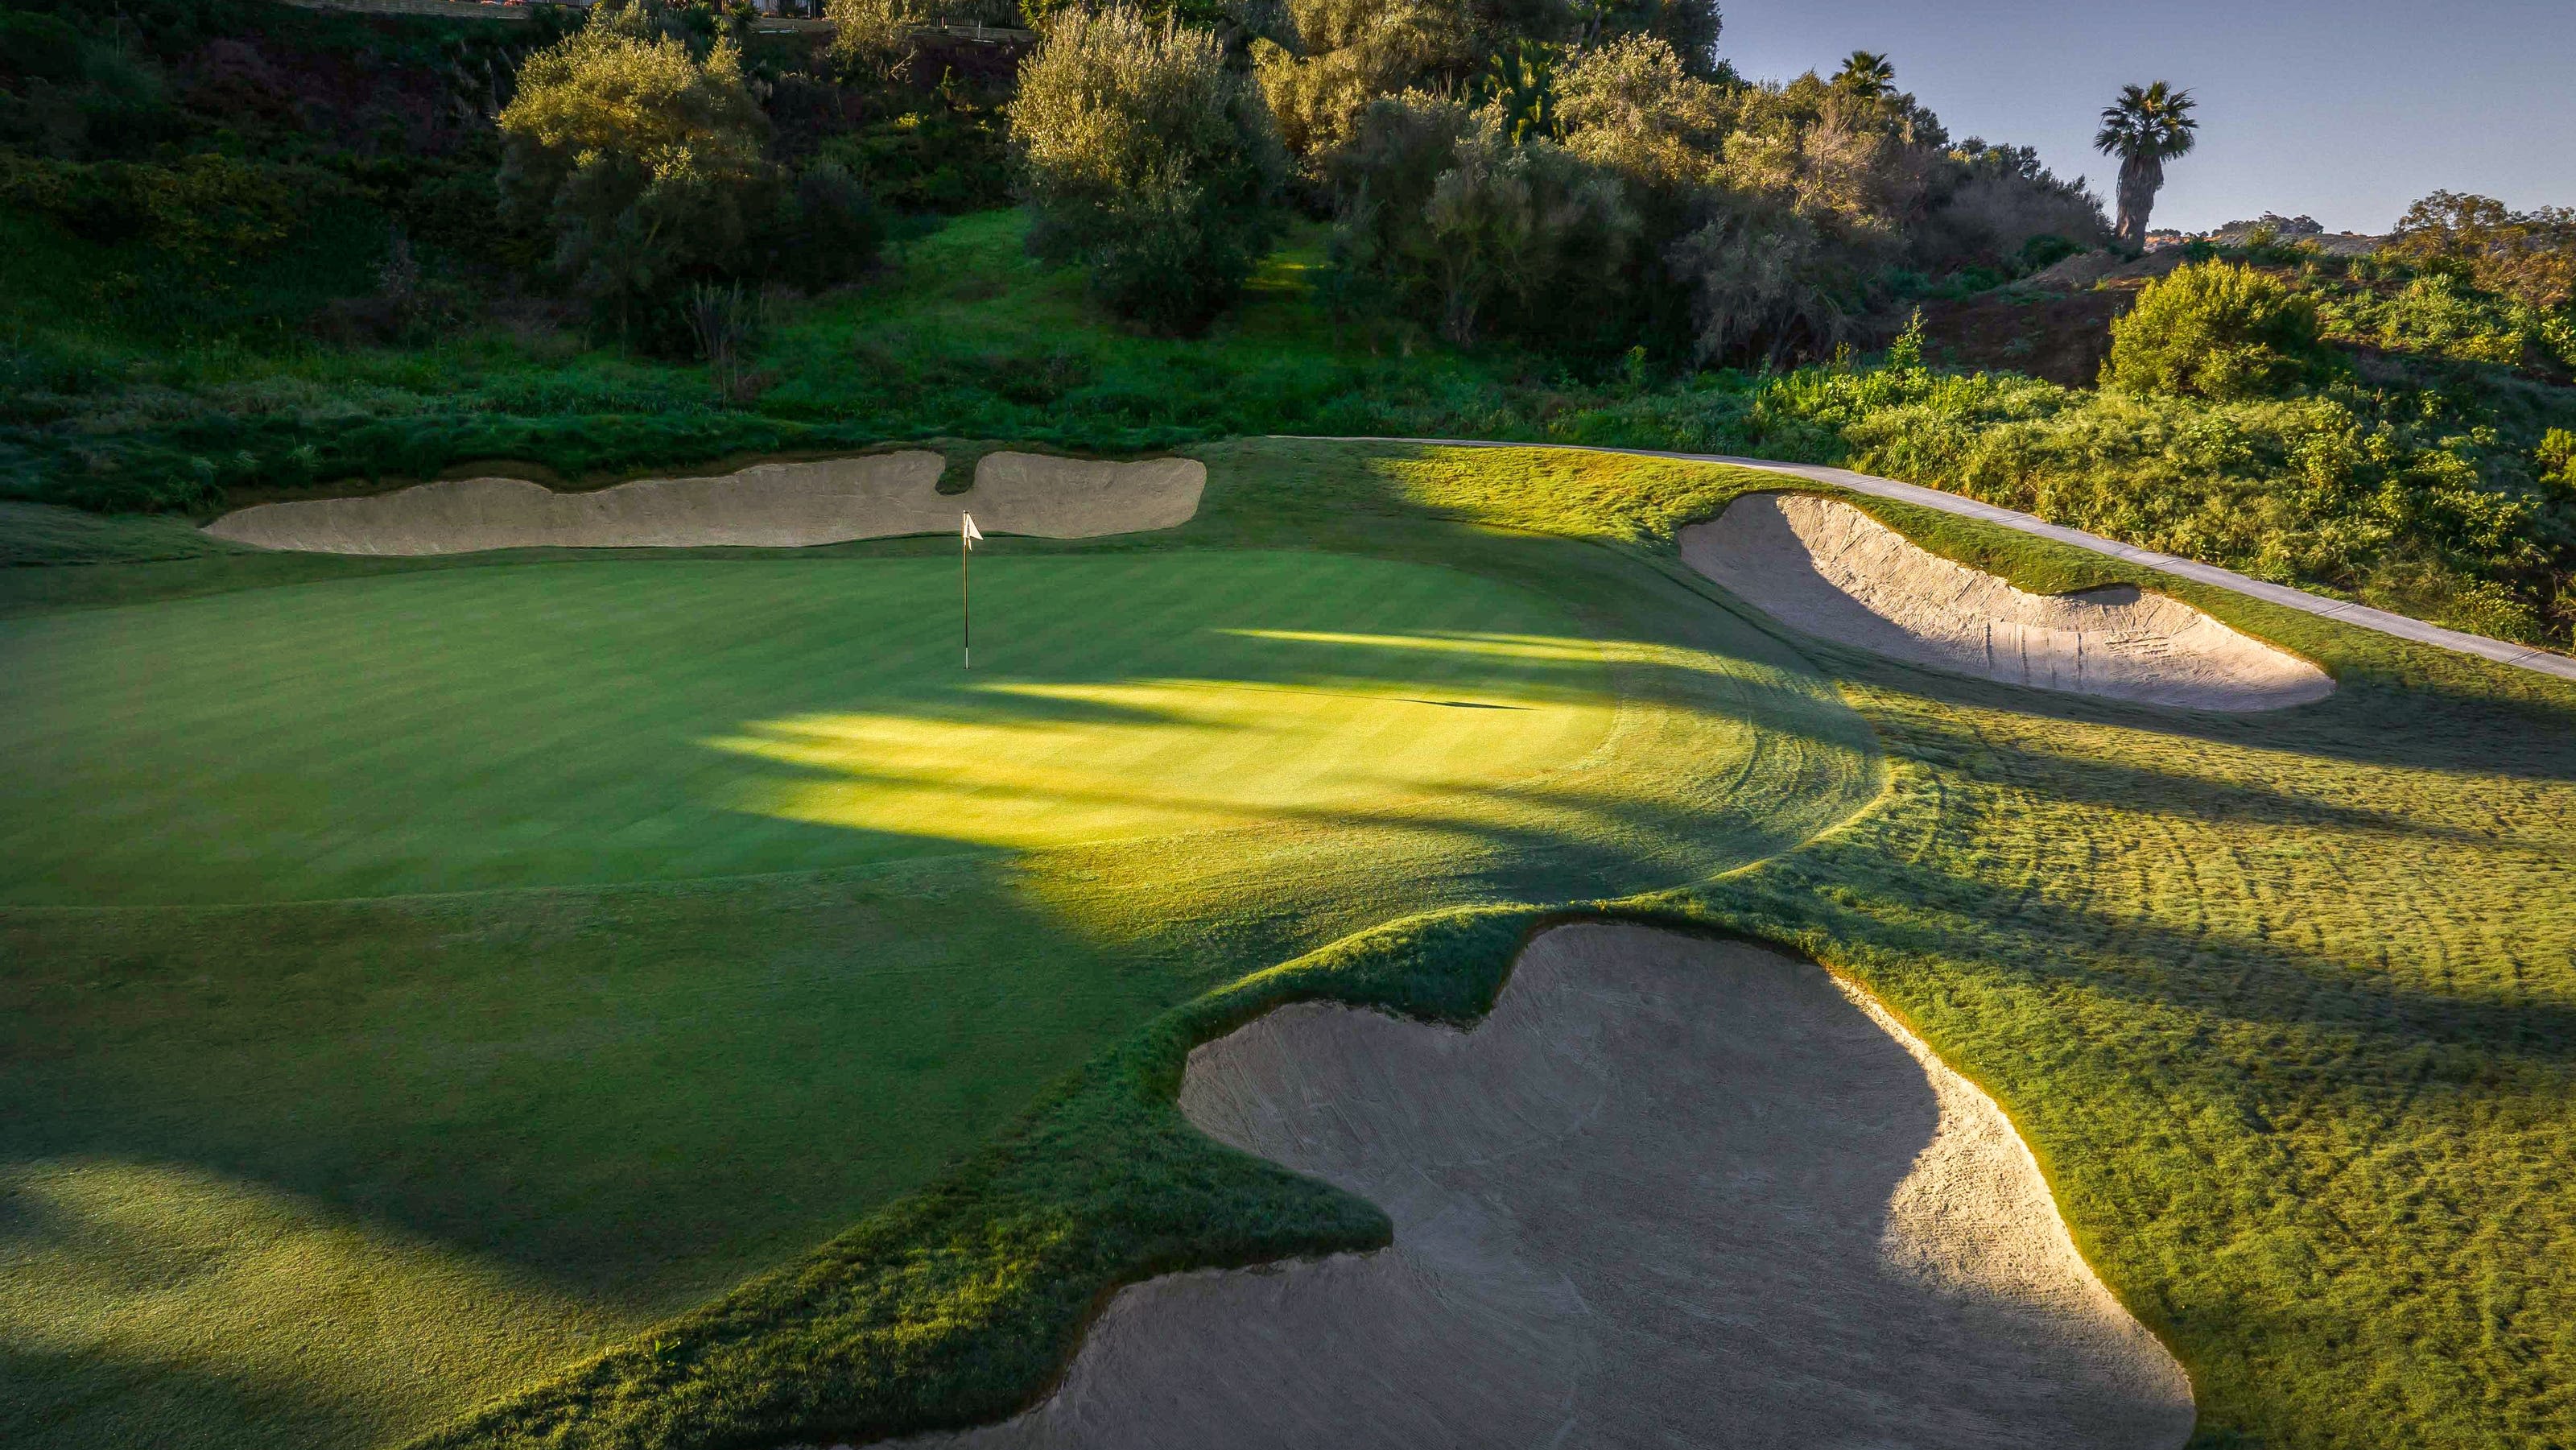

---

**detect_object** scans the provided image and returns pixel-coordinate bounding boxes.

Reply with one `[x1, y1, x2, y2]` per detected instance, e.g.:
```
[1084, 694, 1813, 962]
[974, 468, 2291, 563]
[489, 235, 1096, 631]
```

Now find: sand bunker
[967, 452, 1205, 536]
[200, 451, 1206, 556]
[1681, 493, 2333, 709]
[903, 924, 2193, 1450]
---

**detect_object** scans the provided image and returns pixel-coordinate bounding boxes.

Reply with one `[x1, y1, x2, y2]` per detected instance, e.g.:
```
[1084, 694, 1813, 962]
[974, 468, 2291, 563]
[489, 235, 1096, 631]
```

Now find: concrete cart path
[1283, 437, 2576, 685]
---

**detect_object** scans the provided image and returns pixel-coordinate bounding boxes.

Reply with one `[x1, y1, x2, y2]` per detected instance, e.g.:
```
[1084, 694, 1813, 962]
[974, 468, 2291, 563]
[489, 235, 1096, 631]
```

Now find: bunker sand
[902, 924, 2194, 1449]
[200, 452, 1205, 555]
[1682, 493, 2333, 710]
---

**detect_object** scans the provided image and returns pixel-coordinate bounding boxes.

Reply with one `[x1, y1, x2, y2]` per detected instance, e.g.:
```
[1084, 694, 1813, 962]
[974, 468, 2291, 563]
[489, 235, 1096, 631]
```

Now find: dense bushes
[2387, 191, 2576, 311]
[2102, 260, 2330, 399]
[0, 151, 316, 260]
[1731, 355, 2576, 643]
[1009, 7, 1286, 333]
[1304, 34, 2107, 365]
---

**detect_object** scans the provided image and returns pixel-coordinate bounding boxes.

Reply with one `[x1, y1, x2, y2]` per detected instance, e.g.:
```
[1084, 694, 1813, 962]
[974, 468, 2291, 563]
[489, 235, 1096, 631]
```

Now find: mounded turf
[7, 440, 2576, 1450]
[0, 453, 1879, 1450]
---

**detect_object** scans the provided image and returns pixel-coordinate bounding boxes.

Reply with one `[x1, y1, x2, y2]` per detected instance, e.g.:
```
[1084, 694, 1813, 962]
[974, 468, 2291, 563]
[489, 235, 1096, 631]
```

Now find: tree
[1327, 94, 1639, 349]
[2093, 80, 2196, 250]
[497, 1, 775, 340]
[1554, 31, 1729, 194]
[1009, 6, 1286, 333]
[1831, 49, 1892, 100]
[1916, 138, 2107, 272]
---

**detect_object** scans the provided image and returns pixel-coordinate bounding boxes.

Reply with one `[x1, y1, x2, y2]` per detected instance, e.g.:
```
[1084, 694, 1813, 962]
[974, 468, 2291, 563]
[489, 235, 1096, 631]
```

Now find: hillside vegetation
[4, 0, 2574, 645]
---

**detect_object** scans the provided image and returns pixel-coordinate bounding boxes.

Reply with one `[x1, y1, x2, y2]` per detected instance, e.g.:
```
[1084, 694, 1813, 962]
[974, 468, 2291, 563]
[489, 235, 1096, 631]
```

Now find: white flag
[962, 513, 984, 547]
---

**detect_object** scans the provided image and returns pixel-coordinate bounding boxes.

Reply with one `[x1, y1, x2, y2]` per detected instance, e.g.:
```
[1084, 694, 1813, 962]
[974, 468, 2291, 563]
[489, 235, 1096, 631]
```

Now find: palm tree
[1832, 51, 1894, 99]
[2095, 81, 2198, 250]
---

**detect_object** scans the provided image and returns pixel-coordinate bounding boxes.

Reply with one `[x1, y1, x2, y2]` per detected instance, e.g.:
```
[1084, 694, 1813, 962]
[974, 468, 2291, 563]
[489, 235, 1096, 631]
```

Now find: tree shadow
[1740, 841, 2576, 1071]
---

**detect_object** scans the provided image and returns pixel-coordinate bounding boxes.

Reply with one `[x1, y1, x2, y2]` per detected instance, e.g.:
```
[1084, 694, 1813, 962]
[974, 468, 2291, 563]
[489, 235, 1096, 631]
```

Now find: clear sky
[1713, 0, 2576, 234]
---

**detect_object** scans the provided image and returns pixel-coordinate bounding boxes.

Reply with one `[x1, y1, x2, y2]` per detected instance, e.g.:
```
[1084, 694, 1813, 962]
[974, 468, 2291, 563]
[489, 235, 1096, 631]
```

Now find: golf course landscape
[8, 0, 2576, 1439]
[7, 437, 2575, 1449]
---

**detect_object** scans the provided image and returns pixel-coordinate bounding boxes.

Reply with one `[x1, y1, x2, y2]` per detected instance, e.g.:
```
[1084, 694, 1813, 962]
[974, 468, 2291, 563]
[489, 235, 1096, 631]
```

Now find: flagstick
[961, 523, 972, 671]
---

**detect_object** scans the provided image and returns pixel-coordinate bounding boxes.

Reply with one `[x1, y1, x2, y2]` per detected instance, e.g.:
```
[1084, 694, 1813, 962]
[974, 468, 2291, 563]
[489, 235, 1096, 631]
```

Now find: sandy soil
[894, 924, 2194, 1450]
[200, 452, 1205, 556]
[1682, 493, 2334, 710]
[971, 452, 1206, 536]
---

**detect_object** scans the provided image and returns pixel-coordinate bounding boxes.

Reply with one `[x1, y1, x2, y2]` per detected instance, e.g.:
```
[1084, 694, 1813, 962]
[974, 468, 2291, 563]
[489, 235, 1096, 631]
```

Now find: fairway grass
[7, 440, 2575, 1450]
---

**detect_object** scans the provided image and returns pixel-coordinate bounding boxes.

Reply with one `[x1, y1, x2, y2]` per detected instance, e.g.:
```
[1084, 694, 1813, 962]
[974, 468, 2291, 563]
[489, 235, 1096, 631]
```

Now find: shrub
[2322, 272, 2531, 368]
[2541, 429, 2576, 490]
[1665, 198, 1847, 364]
[827, 0, 929, 66]
[1009, 7, 1286, 334]
[1915, 140, 2107, 274]
[827, 0, 1013, 71]
[2102, 259, 2329, 400]
[775, 158, 884, 290]
[0, 152, 306, 261]
[681, 280, 766, 405]
[2019, 233, 2083, 271]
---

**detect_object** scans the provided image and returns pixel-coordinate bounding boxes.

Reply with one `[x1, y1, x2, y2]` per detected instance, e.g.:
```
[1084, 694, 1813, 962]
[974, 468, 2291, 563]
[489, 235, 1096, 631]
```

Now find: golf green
[6, 551, 1639, 906]
[0, 533, 1877, 1450]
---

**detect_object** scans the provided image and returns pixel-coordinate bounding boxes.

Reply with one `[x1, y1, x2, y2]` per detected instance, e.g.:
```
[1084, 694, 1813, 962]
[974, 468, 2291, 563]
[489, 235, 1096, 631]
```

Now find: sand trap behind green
[0, 551, 1620, 906]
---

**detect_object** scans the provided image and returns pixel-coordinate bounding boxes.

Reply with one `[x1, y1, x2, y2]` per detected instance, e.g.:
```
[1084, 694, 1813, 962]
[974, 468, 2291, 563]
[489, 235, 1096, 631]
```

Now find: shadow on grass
[2, 527, 1884, 1450]
[1699, 564, 2576, 785]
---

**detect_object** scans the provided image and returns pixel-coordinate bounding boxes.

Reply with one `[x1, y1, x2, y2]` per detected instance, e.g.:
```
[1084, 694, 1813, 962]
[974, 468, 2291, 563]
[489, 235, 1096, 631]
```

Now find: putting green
[0, 531, 1880, 1450]
[4, 551, 1631, 907]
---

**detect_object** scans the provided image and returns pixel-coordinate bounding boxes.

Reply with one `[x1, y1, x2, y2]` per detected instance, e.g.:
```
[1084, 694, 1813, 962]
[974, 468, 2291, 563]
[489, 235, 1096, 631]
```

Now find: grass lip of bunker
[197, 452, 1208, 556]
[902, 923, 2194, 1450]
[1682, 491, 2334, 711]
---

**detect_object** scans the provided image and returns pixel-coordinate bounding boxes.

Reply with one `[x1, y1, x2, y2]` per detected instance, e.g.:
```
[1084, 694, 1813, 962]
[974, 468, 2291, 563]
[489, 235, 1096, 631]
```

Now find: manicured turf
[2, 552, 1633, 904]
[0, 467, 1878, 1450]
[9, 440, 2575, 1450]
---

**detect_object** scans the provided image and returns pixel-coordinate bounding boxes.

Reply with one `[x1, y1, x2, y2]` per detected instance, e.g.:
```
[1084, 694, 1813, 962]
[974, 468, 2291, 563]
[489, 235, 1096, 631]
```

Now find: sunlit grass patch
[712, 664, 1614, 851]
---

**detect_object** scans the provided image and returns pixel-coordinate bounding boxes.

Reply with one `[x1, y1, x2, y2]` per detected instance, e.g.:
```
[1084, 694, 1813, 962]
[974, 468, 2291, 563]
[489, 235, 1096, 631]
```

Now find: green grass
[7, 440, 2576, 1450]
[3, 552, 1637, 904]
[0, 444, 1879, 1449]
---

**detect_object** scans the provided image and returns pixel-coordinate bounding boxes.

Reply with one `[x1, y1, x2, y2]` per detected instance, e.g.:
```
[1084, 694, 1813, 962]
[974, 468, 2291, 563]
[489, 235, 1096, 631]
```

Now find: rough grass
[8, 442, 2575, 1450]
